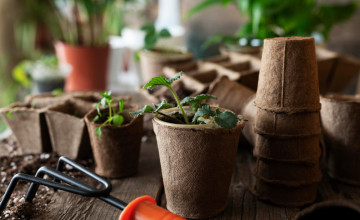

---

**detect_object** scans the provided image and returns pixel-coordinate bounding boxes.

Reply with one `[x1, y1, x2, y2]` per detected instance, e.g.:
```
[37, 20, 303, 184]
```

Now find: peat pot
[152, 107, 245, 219]
[139, 48, 193, 82]
[85, 108, 144, 178]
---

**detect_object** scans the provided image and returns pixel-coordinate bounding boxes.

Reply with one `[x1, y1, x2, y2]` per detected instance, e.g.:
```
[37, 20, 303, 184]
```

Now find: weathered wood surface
[2, 93, 360, 219]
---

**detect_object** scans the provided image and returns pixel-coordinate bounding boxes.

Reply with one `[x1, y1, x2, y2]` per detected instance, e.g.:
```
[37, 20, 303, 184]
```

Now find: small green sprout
[92, 91, 126, 138]
[132, 72, 241, 129]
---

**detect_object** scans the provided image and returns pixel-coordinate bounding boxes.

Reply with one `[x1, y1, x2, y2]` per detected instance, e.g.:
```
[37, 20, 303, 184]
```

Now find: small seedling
[92, 91, 126, 138]
[133, 72, 241, 129]
[5, 110, 14, 120]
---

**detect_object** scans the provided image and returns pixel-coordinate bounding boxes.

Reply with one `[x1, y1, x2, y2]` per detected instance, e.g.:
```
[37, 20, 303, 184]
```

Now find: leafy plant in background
[12, 55, 59, 88]
[92, 91, 127, 138]
[186, 0, 358, 47]
[52, 0, 137, 46]
[141, 24, 171, 50]
[133, 72, 241, 129]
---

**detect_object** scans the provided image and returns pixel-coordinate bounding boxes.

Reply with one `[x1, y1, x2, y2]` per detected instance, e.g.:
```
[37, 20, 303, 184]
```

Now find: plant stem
[169, 87, 190, 124]
[156, 112, 185, 124]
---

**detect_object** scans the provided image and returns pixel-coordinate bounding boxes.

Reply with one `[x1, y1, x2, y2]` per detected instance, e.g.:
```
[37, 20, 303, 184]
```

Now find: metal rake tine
[25, 166, 110, 203]
[0, 173, 98, 214]
[54, 156, 112, 192]
[25, 167, 128, 210]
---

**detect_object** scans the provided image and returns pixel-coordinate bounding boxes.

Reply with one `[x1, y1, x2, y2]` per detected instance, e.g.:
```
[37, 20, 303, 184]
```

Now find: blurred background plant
[186, 0, 358, 48]
[53, 0, 137, 46]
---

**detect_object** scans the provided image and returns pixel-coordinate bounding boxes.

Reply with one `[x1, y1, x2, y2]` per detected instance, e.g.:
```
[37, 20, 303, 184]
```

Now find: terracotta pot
[139, 48, 193, 82]
[320, 95, 360, 185]
[152, 107, 245, 219]
[0, 103, 51, 154]
[85, 108, 143, 178]
[295, 200, 360, 220]
[54, 41, 109, 92]
[45, 99, 93, 160]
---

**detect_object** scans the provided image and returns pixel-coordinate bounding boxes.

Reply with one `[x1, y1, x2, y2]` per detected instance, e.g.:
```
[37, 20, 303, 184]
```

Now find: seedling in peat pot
[133, 72, 241, 129]
[92, 91, 127, 138]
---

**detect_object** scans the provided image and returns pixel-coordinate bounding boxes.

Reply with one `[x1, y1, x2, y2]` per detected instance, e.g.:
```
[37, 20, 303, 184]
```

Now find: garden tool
[0, 156, 185, 220]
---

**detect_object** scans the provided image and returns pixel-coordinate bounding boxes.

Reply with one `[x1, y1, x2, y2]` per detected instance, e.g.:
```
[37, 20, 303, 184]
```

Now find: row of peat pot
[0, 92, 247, 219]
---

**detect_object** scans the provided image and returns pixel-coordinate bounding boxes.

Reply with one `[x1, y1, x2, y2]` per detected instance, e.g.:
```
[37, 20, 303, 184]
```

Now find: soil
[0, 137, 94, 220]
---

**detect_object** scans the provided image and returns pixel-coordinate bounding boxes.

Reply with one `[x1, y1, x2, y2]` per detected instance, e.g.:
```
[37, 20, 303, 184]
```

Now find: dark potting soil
[0, 138, 94, 219]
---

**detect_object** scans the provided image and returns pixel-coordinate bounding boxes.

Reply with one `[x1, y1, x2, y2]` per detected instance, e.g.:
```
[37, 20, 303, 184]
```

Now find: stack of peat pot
[252, 37, 322, 206]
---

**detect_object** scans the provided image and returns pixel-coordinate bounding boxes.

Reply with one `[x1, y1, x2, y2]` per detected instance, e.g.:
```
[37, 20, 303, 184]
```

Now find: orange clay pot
[55, 41, 109, 92]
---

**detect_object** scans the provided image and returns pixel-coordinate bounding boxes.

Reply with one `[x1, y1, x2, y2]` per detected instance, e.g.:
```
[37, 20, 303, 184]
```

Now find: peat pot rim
[153, 106, 245, 130]
[265, 36, 314, 42]
[85, 107, 143, 130]
[139, 47, 193, 60]
[321, 94, 360, 104]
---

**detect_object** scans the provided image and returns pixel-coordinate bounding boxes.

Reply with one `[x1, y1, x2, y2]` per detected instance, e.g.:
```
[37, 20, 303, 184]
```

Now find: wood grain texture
[22, 93, 360, 220]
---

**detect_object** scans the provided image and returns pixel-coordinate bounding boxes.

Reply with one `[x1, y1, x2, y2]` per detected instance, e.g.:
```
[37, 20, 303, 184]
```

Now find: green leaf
[181, 94, 217, 111]
[92, 115, 99, 122]
[100, 91, 112, 99]
[144, 33, 158, 50]
[143, 72, 183, 90]
[118, 99, 125, 113]
[6, 111, 13, 119]
[214, 111, 238, 129]
[143, 76, 170, 90]
[100, 98, 107, 108]
[153, 100, 174, 113]
[95, 103, 101, 116]
[52, 88, 63, 96]
[236, 0, 250, 15]
[95, 126, 102, 139]
[252, 1, 263, 35]
[180, 94, 217, 105]
[201, 34, 224, 49]
[192, 104, 216, 123]
[112, 114, 124, 126]
[159, 29, 171, 38]
[131, 105, 154, 117]
[164, 71, 183, 84]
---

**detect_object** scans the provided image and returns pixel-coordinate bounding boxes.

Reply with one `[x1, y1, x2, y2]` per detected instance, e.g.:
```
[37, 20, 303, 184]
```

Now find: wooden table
[4, 93, 360, 219]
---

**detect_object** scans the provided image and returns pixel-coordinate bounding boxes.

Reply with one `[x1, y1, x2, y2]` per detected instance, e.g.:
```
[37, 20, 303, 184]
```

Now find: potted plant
[13, 55, 71, 94]
[186, 0, 358, 55]
[52, 0, 128, 91]
[138, 24, 193, 82]
[85, 91, 143, 178]
[133, 72, 245, 219]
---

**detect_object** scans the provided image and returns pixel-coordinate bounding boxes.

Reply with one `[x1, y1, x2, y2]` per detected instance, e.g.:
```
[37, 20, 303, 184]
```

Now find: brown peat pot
[152, 107, 245, 219]
[139, 48, 193, 82]
[45, 99, 93, 160]
[85, 108, 144, 178]
[0, 103, 51, 154]
[255, 37, 321, 113]
[320, 95, 360, 185]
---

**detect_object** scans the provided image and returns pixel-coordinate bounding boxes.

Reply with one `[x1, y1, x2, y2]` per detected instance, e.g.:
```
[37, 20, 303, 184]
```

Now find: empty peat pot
[320, 95, 360, 185]
[45, 99, 93, 160]
[139, 47, 193, 82]
[152, 106, 245, 219]
[0, 103, 51, 154]
[295, 200, 360, 220]
[85, 107, 144, 178]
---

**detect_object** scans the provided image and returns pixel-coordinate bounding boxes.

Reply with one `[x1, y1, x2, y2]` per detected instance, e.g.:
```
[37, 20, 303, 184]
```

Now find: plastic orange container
[119, 196, 185, 220]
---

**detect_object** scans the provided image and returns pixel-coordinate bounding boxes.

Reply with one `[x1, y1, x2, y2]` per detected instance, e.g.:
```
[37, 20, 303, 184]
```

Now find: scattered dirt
[0, 137, 94, 220]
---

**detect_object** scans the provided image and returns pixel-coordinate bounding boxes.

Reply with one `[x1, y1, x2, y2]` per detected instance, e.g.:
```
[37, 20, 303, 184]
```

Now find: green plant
[92, 91, 127, 138]
[133, 72, 240, 129]
[186, 0, 358, 47]
[12, 55, 60, 88]
[52, 0, 136, 46]
[141, 24, 171, 50]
